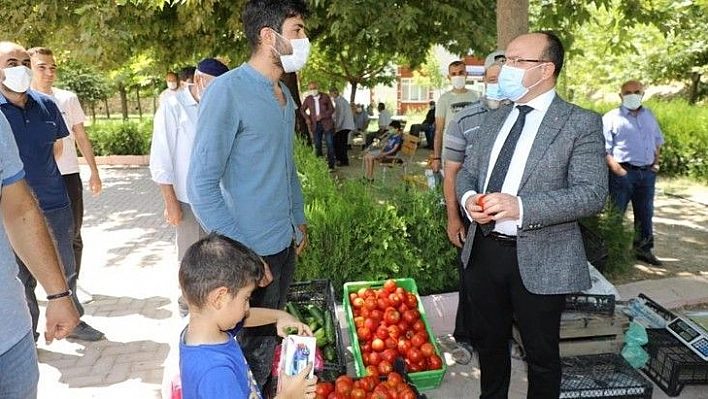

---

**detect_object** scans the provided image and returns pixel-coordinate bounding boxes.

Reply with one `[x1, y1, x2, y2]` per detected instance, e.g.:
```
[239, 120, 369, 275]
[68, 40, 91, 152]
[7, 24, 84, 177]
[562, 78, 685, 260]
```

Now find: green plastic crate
[342, 278, 447, 391]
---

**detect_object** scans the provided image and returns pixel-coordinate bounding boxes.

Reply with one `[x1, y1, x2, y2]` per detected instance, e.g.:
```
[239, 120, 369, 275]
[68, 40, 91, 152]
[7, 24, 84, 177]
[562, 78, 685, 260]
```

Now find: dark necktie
[479, 105, 534, 235]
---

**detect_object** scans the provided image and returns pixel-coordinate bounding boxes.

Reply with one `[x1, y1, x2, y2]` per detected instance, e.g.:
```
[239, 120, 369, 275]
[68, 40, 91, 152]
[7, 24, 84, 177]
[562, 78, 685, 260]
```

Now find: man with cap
[441, 50, 505, 364]
[149, 58, 229, 293]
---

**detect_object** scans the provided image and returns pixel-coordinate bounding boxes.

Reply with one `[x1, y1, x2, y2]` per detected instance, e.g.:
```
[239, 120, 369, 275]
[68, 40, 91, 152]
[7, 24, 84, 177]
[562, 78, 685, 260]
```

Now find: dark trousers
[465, 229, 565, 398]
[63, 173, 84, 277]
[313, 121, 335, 168]
[237, 245, 296, 389]
[334, 129, 350, 165]
[608, 168, 656, 252]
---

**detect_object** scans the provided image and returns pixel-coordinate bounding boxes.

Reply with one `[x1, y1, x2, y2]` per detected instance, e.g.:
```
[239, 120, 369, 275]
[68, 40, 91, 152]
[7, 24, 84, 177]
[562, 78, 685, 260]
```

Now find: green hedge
[294, 139, 459, 296]
[87, 119, 153, 156]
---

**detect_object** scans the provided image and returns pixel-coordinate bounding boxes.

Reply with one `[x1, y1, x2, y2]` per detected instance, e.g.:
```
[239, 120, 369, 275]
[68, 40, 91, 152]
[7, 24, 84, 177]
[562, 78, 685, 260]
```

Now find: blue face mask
[498, 64, 544, 102]
[485, 83, 503, 101]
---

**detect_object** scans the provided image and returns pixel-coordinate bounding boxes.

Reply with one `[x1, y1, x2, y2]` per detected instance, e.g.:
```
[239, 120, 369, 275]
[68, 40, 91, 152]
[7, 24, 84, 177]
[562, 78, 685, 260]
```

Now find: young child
[179, 233, 317, 399]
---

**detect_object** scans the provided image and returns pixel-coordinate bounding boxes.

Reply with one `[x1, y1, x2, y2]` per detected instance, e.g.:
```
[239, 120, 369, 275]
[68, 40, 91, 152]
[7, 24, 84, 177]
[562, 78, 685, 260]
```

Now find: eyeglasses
[503, 57, 551, 67]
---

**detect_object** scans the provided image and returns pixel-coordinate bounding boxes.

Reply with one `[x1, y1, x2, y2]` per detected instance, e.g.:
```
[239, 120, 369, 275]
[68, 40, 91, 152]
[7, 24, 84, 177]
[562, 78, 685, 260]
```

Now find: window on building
[401, 78, 428, 102]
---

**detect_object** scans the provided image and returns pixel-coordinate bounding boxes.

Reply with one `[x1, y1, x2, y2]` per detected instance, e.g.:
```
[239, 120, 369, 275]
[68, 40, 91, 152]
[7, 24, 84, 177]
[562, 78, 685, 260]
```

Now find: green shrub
[294, 139, 458, 296]
[87, 119, 153, 156]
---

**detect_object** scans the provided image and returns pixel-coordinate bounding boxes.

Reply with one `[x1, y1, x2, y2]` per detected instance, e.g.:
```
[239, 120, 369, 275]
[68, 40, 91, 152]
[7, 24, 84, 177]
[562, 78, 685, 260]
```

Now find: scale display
[666, 317, 708, 361]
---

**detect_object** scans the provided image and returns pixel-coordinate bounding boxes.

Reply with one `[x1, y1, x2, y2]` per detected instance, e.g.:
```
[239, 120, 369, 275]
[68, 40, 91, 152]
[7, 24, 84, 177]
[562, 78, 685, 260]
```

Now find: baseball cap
[196, 58, 229, 77]
[484, 51, 505, 70]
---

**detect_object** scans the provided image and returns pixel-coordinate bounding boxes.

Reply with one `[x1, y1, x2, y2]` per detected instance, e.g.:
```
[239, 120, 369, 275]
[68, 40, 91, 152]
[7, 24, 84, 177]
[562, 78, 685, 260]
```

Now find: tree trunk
[689, 72, 700, 105]
[349, 81, 358, 105]
[136, 87, 143, 119]
[118, 83, 129, 120]
[497, 0, 529, 50]
[281, 72, 311, 146]
[104, 98, 111, 119]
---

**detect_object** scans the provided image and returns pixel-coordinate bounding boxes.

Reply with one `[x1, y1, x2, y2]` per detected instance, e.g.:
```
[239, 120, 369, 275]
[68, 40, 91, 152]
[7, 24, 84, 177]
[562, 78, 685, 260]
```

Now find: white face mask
[450, 75, 466, 90]
[3, 65, 33, 93]
[272, 30, 311, 73]
[308, 90, 318, 97]
[622, 94, 643, 110]
[167, 81, 178, 90]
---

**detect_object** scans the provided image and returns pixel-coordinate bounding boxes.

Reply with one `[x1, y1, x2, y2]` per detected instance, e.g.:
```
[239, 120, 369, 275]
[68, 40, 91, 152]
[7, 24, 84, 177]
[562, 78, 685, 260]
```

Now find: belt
[620, 162, 652, 171]
[486, 231, 517, 244]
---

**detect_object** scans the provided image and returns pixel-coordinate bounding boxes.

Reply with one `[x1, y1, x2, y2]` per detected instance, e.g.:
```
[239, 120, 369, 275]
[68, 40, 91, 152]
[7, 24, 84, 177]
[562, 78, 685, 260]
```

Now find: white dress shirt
[149, 87, 199, 203]
[462, 89, 556, 235]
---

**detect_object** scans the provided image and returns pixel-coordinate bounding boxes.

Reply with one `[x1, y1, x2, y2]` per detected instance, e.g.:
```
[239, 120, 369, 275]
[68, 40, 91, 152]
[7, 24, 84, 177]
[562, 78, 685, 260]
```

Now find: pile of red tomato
[315, 373, 417, 399]
[348, 279, 443, 376]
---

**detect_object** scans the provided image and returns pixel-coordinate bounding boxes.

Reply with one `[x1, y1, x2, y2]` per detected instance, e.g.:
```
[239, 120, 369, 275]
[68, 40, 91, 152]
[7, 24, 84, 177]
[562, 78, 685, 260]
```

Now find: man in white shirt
[329, 87, 355, 166]
[158, 71, 180, 106]
[150, 58, 229, 268]
[29, 46, 103, 294]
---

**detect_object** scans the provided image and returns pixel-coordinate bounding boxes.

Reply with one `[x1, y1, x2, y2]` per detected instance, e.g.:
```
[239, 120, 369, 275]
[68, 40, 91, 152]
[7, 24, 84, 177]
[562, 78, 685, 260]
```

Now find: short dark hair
[537, 31, 564, 78]
[178, 66, 196, 83]
[243, 0, 310, 53]
[390, 120, 402, 130]
[378, 102, 385, 109]
[448, 60, 466, 70]
[179, 233, 265, 309]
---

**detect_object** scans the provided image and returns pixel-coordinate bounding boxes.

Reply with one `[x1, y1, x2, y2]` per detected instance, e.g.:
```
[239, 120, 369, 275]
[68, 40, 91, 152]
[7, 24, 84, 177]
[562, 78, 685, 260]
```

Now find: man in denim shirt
[187, 0, 310, 390]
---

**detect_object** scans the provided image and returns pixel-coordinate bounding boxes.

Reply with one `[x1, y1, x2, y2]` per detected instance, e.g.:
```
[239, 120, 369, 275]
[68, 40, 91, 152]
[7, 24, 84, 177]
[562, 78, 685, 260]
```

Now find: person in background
[352, 103, 369, 147]
[603, 80, 664, 266]
[431, 60, 479, 174]
[158, 71, 180, 105]
[150, 58, 229, 316]
[29, 47, 103, 301]
[301, 81, 336, 170]
[187, 0, 310, 391]
[441, 50, 505, 365]
[329, 87, 355, 166]
[0, 41, 103, 342]
[1, 105, 80, 399]
[456, 32, 607, 397]
[178, 233, 316, 399]
[362, 120, 403, 181]
[422, 100, 436, 149]
[178, 66, 196, 90]
[364, 102, 392, 149]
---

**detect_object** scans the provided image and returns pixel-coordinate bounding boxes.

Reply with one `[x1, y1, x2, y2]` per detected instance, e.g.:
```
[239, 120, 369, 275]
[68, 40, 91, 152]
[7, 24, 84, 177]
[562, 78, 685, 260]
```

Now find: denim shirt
[187, 63, 306, 256]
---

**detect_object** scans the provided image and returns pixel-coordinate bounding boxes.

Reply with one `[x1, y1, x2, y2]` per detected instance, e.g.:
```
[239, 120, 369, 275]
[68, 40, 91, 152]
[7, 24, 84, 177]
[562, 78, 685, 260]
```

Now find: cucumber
[285, 301, 304, 322]
[313, 328, 328, 347]
[324, 308, 335, 344]
[323, 344, 336, 362]
[307, 304, 326, 327]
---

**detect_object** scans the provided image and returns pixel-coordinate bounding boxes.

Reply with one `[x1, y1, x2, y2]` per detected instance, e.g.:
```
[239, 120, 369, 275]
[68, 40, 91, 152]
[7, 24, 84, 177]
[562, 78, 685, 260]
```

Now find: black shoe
[68, 321, 105, 341]
[636, 250, 663, 266]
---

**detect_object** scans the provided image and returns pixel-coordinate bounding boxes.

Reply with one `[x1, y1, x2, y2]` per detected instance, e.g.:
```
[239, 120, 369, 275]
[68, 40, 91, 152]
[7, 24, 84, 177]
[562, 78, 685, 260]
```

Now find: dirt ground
[330, 140, 708, 285]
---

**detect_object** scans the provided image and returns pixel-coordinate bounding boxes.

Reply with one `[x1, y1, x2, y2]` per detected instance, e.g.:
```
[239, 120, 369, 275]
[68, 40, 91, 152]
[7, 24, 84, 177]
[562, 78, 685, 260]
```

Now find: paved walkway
[34, 165, 707, 398]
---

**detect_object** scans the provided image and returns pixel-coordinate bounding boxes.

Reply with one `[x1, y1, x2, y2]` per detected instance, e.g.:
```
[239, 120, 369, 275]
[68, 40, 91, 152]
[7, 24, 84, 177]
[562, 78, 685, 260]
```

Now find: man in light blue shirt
[187, 0, 310, 390]
[603, 79, 664, 266]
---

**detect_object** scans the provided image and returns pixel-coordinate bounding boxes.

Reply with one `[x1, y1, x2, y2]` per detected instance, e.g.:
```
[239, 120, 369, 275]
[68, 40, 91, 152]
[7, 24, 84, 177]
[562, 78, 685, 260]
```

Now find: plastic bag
[624, 321, 649, 346]
[621, 321, 649, 368]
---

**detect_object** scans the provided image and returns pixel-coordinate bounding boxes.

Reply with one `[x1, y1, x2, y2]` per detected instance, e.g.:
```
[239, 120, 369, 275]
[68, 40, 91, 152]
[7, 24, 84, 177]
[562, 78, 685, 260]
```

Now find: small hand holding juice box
[280, 335, 316, 379]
